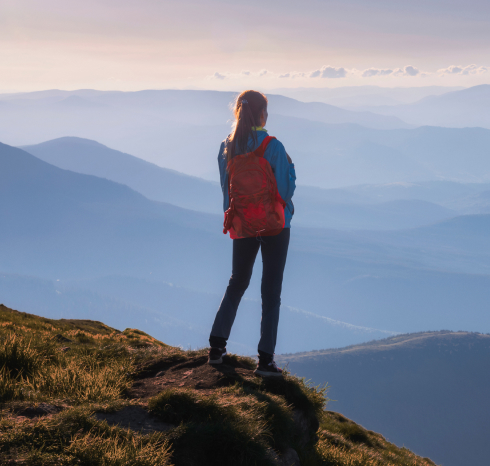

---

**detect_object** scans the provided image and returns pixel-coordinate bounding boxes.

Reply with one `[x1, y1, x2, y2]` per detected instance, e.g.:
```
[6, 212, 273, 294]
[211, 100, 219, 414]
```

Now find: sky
[1, 0, 490, 92]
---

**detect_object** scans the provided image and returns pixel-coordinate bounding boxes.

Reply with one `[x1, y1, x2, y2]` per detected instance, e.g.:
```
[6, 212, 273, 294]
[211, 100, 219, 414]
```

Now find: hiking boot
[253, 359, 283, 377]
[208, 347, 227, 364]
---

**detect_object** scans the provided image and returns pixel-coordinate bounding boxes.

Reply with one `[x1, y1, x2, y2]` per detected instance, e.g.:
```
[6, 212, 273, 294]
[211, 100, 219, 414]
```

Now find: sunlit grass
[0, 305, 438, 466]
[0, 407, 173, 466]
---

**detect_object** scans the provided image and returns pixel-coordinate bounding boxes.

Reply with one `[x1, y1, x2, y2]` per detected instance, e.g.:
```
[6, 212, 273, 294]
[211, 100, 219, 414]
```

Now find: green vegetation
[1, 406, 172, 466]
[311, 411, 436, 466]
[0, 304, 437, 465]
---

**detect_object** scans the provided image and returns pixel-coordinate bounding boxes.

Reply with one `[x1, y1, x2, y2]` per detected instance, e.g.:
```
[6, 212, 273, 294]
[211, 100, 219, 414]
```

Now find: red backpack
[223, 136, 286, 239]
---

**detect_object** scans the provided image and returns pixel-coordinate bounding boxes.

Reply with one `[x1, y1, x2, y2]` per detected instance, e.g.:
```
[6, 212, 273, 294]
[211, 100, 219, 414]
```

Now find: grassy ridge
[0, 304, 437, 465]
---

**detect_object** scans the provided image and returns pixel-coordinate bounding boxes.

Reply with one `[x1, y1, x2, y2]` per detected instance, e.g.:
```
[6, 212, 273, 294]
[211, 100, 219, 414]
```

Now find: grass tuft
[0, 306, 438, 466]
[0, 407, 173, 466]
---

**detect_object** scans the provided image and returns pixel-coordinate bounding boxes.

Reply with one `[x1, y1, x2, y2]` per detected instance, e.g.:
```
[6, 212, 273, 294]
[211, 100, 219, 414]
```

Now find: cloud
[393, 65, 420, 77]
[279, 73, 290, 78]
[241, 70, 250, 76]
[404, 65, 419, 76]
[362, 68, 393, 78]
[438, 64, 488, 76]
[213, 72, 226, 80]
[310, 66, 347, 79]
[259, 69, 268, 77]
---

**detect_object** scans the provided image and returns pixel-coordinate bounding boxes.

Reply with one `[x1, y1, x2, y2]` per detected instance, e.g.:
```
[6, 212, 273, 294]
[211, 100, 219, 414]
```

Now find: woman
[208, 90, 296, 377]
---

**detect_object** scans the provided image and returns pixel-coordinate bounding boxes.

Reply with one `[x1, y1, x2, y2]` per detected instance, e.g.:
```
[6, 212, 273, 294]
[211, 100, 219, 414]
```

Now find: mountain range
[0, 89, 408, 182]
[2, 141, 490, 352]
[357, 84, 490, 129]
[2, 89, 490, 188]
[278, 331, 490, 466]
[22, 136, 463, 231]
[270, 85, 464, 107]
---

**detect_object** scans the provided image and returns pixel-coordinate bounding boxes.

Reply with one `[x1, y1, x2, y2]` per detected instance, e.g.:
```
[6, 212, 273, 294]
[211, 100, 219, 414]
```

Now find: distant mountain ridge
[2, 88, 490, 187]
[278, 330, 490, 466]
[360, 84, 490, 129]
[21, 137, 222, 214]
[0, 88, 412, 181]
[270, 85, 464, 107]
[22, 136, 459, 231]
[0, 88, 411, 129]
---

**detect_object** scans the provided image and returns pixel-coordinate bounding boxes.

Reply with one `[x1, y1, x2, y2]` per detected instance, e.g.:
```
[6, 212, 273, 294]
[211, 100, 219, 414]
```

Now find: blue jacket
[218, 129, 296, 228]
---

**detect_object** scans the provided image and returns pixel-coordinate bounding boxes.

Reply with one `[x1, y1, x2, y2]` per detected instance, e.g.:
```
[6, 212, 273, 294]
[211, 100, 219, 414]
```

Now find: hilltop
[0, 304, 436, 465]
[278, 331, 490, 466]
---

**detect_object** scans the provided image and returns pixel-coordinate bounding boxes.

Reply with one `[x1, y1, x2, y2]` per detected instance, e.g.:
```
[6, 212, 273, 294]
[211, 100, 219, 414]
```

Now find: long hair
[225, 90, 268, 163]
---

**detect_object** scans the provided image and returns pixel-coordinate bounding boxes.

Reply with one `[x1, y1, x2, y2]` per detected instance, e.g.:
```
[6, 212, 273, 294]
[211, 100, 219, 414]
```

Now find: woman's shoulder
[220, 137, 229, 150]
[268, 136, 285, 150]
[218, 137, 229, 159]
[266, 136, 286, 158]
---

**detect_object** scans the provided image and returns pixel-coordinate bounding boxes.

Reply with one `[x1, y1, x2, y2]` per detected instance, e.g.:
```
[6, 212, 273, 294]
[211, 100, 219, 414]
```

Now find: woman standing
[208, 90, 296, 377]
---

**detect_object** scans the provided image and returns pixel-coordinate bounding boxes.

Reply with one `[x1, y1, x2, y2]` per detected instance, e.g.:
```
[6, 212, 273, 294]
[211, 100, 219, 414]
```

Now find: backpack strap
[253, 136, 276, 158]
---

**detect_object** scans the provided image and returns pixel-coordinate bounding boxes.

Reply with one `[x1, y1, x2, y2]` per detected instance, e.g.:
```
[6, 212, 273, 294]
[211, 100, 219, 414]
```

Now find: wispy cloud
[309, 66, 347, 79]
[209, 62, 486, 83]
[393, 65, 420, 77]
[362, 68, 393, 77]
[438, 64, 488, 76]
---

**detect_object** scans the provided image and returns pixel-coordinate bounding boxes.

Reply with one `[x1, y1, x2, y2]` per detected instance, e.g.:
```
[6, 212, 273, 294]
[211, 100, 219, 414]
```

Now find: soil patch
[13, 403, 65, 418]
[128, 355, 257, 399]
[95, 406, 175, 434]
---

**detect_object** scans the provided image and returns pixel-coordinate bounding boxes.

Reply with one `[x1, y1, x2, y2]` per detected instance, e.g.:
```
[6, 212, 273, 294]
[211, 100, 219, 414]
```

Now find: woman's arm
[217, 141, 230, 212]
[270, 140, 296, 203]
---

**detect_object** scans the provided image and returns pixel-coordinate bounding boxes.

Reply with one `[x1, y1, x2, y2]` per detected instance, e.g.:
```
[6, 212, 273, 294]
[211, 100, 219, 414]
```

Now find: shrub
[0, 407, 173, 466]
[149, 388, 274, 466]
[0, 333, 46, 379]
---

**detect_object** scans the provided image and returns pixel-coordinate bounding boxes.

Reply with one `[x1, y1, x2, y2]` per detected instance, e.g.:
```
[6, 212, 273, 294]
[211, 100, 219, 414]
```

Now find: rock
[268, 447, 300, 466]
[53, 334, 72, 343]
[280, 447, 300, 466]
[95, 405, 175, 434]
[292, 409, 319, 448]
[15, 403, 64, 418]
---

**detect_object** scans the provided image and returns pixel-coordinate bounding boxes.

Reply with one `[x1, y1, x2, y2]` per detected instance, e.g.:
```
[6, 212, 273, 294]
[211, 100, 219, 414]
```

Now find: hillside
[277, 118, 490, 187]
[361, 84, 490, 129]
[0, 304, 437, 465]
[277, 331, 490, 466]
[21, 137, 222, 214]
[22, 136, 459, 230]
[0, 141, 225, 285]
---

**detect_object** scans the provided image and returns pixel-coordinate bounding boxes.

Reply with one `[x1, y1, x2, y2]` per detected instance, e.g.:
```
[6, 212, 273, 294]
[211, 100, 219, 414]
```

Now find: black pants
[210, 228, 290, 356]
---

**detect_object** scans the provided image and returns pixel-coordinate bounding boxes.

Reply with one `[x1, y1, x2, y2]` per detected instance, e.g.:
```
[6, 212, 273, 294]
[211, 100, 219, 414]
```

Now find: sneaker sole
[207, 351, 227, 365]
[253, 369, 283, 377]
[208, 357, 223, 365]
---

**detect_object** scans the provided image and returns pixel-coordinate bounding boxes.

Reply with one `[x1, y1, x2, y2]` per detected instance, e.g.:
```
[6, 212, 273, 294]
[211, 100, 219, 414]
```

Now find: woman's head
[225, 90, 268, 162]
